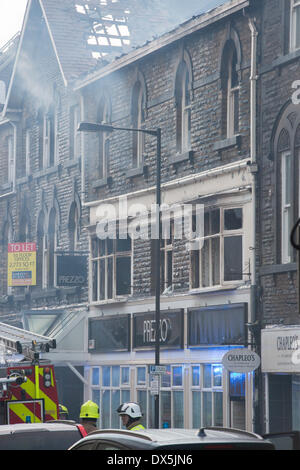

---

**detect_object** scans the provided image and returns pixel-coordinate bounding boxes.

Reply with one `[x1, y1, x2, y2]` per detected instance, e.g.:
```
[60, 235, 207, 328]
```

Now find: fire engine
[0, 322, 59, 424]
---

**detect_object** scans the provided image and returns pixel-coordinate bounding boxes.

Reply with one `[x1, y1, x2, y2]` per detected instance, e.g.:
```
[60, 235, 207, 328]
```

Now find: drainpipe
[248, 16, 260, 434]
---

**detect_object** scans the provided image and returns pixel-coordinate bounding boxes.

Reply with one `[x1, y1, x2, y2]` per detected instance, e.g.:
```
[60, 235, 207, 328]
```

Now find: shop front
[261, 326, 300, 433]
[85, 299, 254, 430]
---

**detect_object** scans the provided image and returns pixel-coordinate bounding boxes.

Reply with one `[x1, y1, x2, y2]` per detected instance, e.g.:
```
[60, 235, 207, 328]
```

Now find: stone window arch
[174, 49, 193, 154]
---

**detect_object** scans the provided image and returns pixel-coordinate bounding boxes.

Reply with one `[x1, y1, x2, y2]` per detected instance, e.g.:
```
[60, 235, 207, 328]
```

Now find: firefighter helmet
[80, 400, 99, 419]
[117, 402, 142, 419]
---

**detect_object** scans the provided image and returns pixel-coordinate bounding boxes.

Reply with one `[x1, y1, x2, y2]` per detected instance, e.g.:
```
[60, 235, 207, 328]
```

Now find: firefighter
[117, 402, 145, 430]
[58, 404, 69, 420]
[79, 400, 99, 434]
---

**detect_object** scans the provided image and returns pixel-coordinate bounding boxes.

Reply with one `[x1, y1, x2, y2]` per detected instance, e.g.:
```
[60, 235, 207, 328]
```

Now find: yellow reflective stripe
[8, 402, 42, 423]
[35, 365, 39, 399]
[131, 425, 145, 430]
[12, 375, 58, 419]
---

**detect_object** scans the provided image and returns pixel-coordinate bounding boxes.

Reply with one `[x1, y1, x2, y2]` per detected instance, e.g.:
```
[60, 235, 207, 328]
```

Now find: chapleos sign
[7, 243, 36, 287]
[222, 348, 261, 373]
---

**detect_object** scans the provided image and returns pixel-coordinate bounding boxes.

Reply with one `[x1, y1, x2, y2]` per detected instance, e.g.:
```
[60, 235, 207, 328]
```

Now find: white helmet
[117, 402, 142, 419]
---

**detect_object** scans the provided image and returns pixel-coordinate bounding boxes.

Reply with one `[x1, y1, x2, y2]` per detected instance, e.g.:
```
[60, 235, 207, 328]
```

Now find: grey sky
[0, 0, 27, 48]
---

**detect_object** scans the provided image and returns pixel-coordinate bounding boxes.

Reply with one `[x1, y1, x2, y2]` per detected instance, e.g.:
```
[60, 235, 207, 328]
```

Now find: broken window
[91, 232, 131, 301]
[191, 207, 243, 289]
[37, 211, 47, 289]
[48, 209, 57, 288]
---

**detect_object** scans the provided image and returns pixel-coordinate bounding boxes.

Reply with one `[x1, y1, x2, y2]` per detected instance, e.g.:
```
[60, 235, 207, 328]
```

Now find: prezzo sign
[222, 348, 261, 373]
[56, 255, 87, 287]
[133, 310, 183, 350]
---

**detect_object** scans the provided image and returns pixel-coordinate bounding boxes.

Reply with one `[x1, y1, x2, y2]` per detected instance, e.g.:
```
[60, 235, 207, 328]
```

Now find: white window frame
[290, 0, 300, 52]
[191, 363, 224, 428]
[132, 83, 144, 169]
[226, 49, 239, 138]
[91, 235, 132, 302]
[181, 66, 191, 153]
[191, 206, 244, 289]
[281, 151, 293, 263]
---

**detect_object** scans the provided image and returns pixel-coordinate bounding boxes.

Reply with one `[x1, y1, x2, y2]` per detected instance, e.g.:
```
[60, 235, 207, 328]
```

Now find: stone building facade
[76, 0, 258, 431]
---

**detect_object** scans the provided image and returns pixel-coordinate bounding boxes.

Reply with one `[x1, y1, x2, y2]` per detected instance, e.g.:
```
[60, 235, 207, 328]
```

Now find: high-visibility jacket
[127, 420, 145, 431]
[130, 424, 145, 431]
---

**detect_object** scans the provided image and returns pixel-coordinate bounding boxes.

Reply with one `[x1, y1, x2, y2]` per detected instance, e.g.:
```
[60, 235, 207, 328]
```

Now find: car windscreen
[0, 429, 82, 450]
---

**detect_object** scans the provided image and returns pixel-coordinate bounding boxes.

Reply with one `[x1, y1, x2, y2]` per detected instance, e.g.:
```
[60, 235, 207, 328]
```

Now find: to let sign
[7, 243, 36, 287]
[222, 348, 261, 373]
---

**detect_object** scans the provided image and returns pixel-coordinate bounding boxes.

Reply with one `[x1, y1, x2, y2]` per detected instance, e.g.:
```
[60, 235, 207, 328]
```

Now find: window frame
[191, 363, 224, 428]
[190, 206, 244, 290]
[175, 61, 191, 155]
[132, 81, 145, 169]
[91, 234, 132, 302]
[281, 150, 293, 263]
[290, 0, 300, 52]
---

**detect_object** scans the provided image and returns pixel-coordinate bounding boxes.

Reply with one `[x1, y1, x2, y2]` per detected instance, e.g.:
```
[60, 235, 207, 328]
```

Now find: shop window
[191, 364, 223, 428]
[92, 367, 100, 386]
[91, 233, 132, 301]
[191, 207, 243, 288]
[91, 365, 130, 429]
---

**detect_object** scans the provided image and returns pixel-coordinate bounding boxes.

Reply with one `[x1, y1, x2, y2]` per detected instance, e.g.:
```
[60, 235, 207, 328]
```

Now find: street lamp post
[78, 122, 162, 428]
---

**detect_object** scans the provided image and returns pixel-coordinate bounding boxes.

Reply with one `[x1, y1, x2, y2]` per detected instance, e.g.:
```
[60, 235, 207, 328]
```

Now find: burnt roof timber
[74, 0, 250, 91]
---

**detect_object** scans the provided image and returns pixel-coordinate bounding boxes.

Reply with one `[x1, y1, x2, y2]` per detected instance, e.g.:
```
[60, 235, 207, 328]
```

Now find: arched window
[48, 209, 57, 287]
[97, 97, 110, 179]
[221, 41, 239, 138]
[37, 211, 46, 288]
[131, 80, 145, 168]
[68, 201, 80, 252]
[175, 60, 191, 154]
[272, 103, 300, 264]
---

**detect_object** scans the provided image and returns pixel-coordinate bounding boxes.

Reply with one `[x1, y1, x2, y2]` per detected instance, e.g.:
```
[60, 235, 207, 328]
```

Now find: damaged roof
[3, 0, 247, 114]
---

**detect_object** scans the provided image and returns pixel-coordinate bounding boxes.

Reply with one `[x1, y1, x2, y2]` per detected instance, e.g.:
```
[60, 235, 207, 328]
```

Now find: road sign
[150, 375, 160, 395]
[150, 365, 167, 374]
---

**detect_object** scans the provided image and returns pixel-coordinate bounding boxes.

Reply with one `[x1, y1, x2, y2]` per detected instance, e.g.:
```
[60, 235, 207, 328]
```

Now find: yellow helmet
[80, 400, 99, 419]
